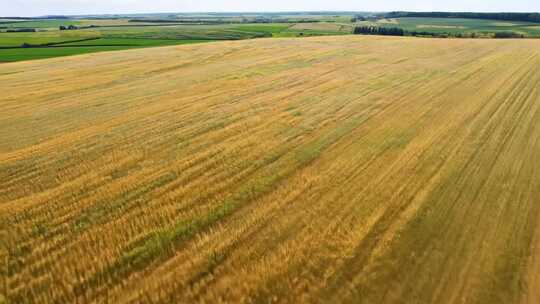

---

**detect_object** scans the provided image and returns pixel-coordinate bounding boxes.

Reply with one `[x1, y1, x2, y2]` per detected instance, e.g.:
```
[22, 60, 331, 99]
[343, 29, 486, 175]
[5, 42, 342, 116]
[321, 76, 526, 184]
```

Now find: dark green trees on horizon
[353, 26, 405, 36]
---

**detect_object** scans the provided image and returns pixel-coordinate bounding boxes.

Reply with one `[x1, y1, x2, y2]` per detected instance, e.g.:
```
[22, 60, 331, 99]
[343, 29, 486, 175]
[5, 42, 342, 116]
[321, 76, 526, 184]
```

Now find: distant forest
[354, 26, 404, 36]
[353, 26, 526, 39]
[383, 12, 540, 23]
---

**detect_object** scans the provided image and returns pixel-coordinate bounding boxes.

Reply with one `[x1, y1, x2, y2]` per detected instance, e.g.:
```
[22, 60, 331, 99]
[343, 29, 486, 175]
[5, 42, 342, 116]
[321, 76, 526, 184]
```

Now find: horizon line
[4, 9, 540, 18]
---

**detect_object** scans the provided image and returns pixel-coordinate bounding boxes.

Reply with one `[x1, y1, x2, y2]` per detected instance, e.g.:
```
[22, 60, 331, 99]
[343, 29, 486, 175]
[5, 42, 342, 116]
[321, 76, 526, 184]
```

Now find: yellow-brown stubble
[1, 36, 540, 304]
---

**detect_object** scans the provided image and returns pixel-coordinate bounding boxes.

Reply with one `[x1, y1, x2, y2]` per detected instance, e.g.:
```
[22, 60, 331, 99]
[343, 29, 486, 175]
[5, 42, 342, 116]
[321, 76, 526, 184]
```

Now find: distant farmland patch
[417, 24, 467, 29]
[490, 22, 521, 26]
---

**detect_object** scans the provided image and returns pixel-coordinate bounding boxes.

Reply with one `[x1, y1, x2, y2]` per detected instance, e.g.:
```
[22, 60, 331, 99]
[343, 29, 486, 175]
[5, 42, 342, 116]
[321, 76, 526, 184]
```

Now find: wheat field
[1, 36, 540, 304]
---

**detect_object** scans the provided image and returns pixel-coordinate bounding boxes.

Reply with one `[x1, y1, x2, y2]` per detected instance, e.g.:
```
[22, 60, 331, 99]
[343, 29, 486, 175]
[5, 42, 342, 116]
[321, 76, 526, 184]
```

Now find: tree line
[5, 28, 36, 32]
[353, 26, 405, 36]
[382, 12, 540, 23]
[59, 25, 97, 30]
[354, 26, 526, 39]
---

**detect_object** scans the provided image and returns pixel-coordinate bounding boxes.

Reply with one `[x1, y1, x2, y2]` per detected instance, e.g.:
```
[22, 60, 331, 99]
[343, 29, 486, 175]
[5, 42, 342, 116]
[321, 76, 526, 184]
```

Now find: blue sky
[5, 0, 540, 17]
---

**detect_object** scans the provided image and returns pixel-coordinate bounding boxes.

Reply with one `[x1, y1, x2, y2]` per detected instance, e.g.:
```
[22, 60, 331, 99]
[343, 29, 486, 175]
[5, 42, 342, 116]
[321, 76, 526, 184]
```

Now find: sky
[5, 0, 540, 17]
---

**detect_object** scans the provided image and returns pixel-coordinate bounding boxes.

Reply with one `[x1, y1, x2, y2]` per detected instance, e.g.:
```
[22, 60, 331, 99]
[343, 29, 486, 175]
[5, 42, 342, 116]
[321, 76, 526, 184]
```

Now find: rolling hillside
[1, 36, 540, 303]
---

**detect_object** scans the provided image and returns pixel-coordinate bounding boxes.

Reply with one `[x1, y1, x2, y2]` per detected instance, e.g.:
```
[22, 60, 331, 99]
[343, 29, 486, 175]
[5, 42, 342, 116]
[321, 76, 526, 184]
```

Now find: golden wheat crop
[1, 36, 540, 304]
